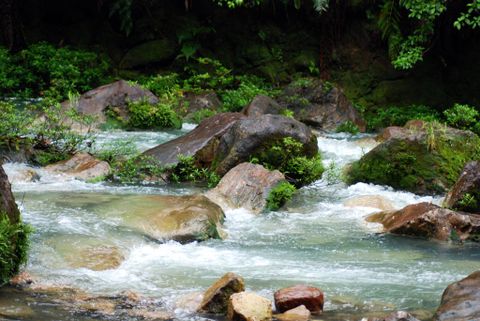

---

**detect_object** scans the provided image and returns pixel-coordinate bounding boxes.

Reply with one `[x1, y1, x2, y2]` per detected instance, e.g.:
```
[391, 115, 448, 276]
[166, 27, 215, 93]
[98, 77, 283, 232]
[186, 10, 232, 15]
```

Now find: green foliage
[171, 155, 220, 187]
[94, 139, 139, 164]
[323, 161, 344, 185]
[183, 57, 234, 92]
[0, 215, 32, 285]
[126, 100, 182, 130]
[142, 73, 182, 99]
[251, 137, 324, 187]
[366, 105, 440, 130]
[456, 193, 479, 212]
[190, 109, 217, 124]
[454, 0, 480, 29]
[280, 109, 295, 118]
[221, 75, 274, 112]
[176, 23, 215, 61]
[113, 155, 166, 184]
[336, 121, 360, 135]
[0, 43, 109, 100]
[443, 104, 480, 134]
[266, 181, 296, 211]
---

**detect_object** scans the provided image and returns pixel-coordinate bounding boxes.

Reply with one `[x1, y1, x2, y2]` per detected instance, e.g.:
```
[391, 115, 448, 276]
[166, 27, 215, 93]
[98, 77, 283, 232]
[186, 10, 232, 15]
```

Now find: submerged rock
[363, 311, 421, 321]
[348, 121, 480, 195]
[367, 202, 480, 241]
[227, 292, 272, 321]
[242, 95, 283, 117]
[205, 163, 286, 213]
[278, 78, 366, 132]
[433, 270, 480, 321]
[274, 285, 324, 314]
[62, 80, 158, 123]
[143, 112, 245, 168]
[443, 161, 480, 213]
[199, 272, 245, 314]
[214, 114, 318, 176]
[343, 195, 395, 211]
[44, 153, 110, 181]
[275, 305, 311, 321]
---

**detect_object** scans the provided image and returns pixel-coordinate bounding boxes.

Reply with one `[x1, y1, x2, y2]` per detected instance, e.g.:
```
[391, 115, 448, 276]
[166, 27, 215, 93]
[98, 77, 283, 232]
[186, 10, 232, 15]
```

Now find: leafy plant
[171, 155, 220, 187]
[221, 75, 274, 112]
[336, 121, 360, 135]
[266, 181, 296, 211]
[443, 103, 480, 134]
[126, 100, 182, 130]
[113, 155, 166, 184]
[366, 105, 440, 131]
[0, 215, 32, 285]
[457, 193, 478, 212]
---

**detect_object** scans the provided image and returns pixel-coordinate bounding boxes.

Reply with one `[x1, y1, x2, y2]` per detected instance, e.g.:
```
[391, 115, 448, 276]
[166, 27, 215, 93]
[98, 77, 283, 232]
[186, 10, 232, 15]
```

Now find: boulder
[181, 92, 223, 119]
[227, 292, 272, 321]
[0, 163, 20, 224]
[214, 114, 318, 176]
[176, 292, 204, 313]
[433, 270, 480, 321]
[62, 80, 158, 123]
[108, 194, 225, 243]
[120, 38, 176, 69]
[45, 153, 110, 181]
[275, 305, 311, 321]
[143, 112, 245, 168]
[366, 202, 480, 241]
[343, 195, 395, 211]
[444, 161, 480, 213]
[242, 95, 283, 118]
[348, 122, 480, 195]
[363, 311, 421, 321]
[199, 272, 245, 314]
[205, 163, 286, 214]
[274, 285, 324, 314]
[278, 78, 366, 132]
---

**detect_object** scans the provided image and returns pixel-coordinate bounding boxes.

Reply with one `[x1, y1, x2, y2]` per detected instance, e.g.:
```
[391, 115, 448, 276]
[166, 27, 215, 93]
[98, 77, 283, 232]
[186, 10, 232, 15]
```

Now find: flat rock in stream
[44, 153, 110, 181]
[367, 202, 480, 241]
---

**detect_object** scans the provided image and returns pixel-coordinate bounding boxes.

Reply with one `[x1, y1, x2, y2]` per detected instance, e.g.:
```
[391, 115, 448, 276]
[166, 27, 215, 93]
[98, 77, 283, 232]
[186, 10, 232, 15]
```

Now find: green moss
[348, 123, 480, 194]
[266, 181, 296, 211]
[0, 215, 32, 285]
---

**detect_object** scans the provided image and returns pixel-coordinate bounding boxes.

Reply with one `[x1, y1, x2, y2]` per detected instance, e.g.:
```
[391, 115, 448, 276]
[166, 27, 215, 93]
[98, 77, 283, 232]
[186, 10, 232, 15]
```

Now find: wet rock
[62, 80, 158, 123]
[68, 245, 124, 271]
[0, 163, 21, 224]
[214, 114, 318, 176]
[5, 166, 39, 184]
[444, 161, 480, 213]
[343, 195, 395, 211]
[199, 272, 245, 314]
[227, 292, 272, 321]
[182, 92, 223, 119]
[367, 202, 480, 241]
[275, 305, 311, 321]
[363, 311, 421, 321]
[205, 163, 286, 214]
[120, 39, 176, 69]
[348, 122, 480, 195]
[143, 112, 245, 168]
[433, 270, 480, 321]
[113, 194, 225, 243]
[242, 95, 283, 117]
[176, 292, 204, 313]
[274, 285, 324, 314]
[9, 272, 34, 287]
[278, 78, 366, 132]
[44, 153, 110, 181]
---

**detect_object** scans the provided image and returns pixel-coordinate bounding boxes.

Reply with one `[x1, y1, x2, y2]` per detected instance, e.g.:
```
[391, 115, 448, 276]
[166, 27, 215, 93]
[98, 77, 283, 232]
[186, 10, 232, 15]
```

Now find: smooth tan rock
[274, 285, 324, 314]
[433, 270, 480, 321]
[367, 202, 480, 241]
[199, 272, 245, 314]
[67, 245, 124, 271]
[227, 292, 272, 321]
[45, 153, 110, 181]
[275, 305, 311, 321]
[344, 195, 395, 211]
[205, 163, 286, 213]
[176, 292, 204, 313]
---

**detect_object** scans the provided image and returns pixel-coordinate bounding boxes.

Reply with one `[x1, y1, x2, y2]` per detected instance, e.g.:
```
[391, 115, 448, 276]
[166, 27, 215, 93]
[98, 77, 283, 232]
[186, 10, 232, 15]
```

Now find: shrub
[251, 137, 324, 187]
[266, 181, 296, 211]
[220, 75, 273, 112]
[113, 155, 166, 184]
[0, 215, 32, 285]
[127, 100, 182, 129]
[443, 103, 480, 134]
[171, 155, 220, 187]
[336, 121, 360, 135]
[189, 109, 217, 124]
[366, 105, 440, 131]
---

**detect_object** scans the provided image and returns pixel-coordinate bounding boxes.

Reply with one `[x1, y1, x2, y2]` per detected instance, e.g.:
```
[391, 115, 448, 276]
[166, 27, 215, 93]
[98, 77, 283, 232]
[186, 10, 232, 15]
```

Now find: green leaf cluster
[266, 181, 296, 211]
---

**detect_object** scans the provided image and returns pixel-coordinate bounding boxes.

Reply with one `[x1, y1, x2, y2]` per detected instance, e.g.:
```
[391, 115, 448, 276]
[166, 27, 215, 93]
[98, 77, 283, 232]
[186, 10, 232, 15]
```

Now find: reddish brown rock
[205, 163, 286, 213]
[367, 202, 480, 241]
[274, 285, 324, 314]
[199, 272, 245, 314]
[444, 161, 480, 213]
[433, 270, 480, 321]
[143, 112, 245, 167]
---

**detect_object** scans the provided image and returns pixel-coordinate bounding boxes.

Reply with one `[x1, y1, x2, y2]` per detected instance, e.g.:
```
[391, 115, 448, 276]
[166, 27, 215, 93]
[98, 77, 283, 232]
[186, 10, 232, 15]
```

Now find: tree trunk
[0, 0, 25, 51]
[0, 163, 20, 224]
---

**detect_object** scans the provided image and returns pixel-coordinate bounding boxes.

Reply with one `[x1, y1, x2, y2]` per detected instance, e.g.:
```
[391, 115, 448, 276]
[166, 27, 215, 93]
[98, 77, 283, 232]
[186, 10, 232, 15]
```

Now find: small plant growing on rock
[444, 103, 480, 134]
[456, 193, 478, 212]
[266, 181, 296, 211]
[336, 121, 360, 135]
[171, 155, 220, 187]
[127, 100, 182, 130]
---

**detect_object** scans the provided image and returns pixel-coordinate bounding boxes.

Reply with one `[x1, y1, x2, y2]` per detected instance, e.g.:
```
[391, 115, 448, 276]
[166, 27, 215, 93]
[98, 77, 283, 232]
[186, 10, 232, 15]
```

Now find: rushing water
[2, 128, 480, 320]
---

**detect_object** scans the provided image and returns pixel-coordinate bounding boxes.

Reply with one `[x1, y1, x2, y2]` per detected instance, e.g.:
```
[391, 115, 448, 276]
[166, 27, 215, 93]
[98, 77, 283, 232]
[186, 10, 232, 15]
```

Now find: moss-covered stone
[347, 122, 480, 195]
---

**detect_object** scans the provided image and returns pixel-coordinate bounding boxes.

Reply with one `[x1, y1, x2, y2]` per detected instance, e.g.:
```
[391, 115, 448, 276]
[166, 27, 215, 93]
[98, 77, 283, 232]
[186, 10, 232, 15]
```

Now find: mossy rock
[347, 122, 480, 195]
